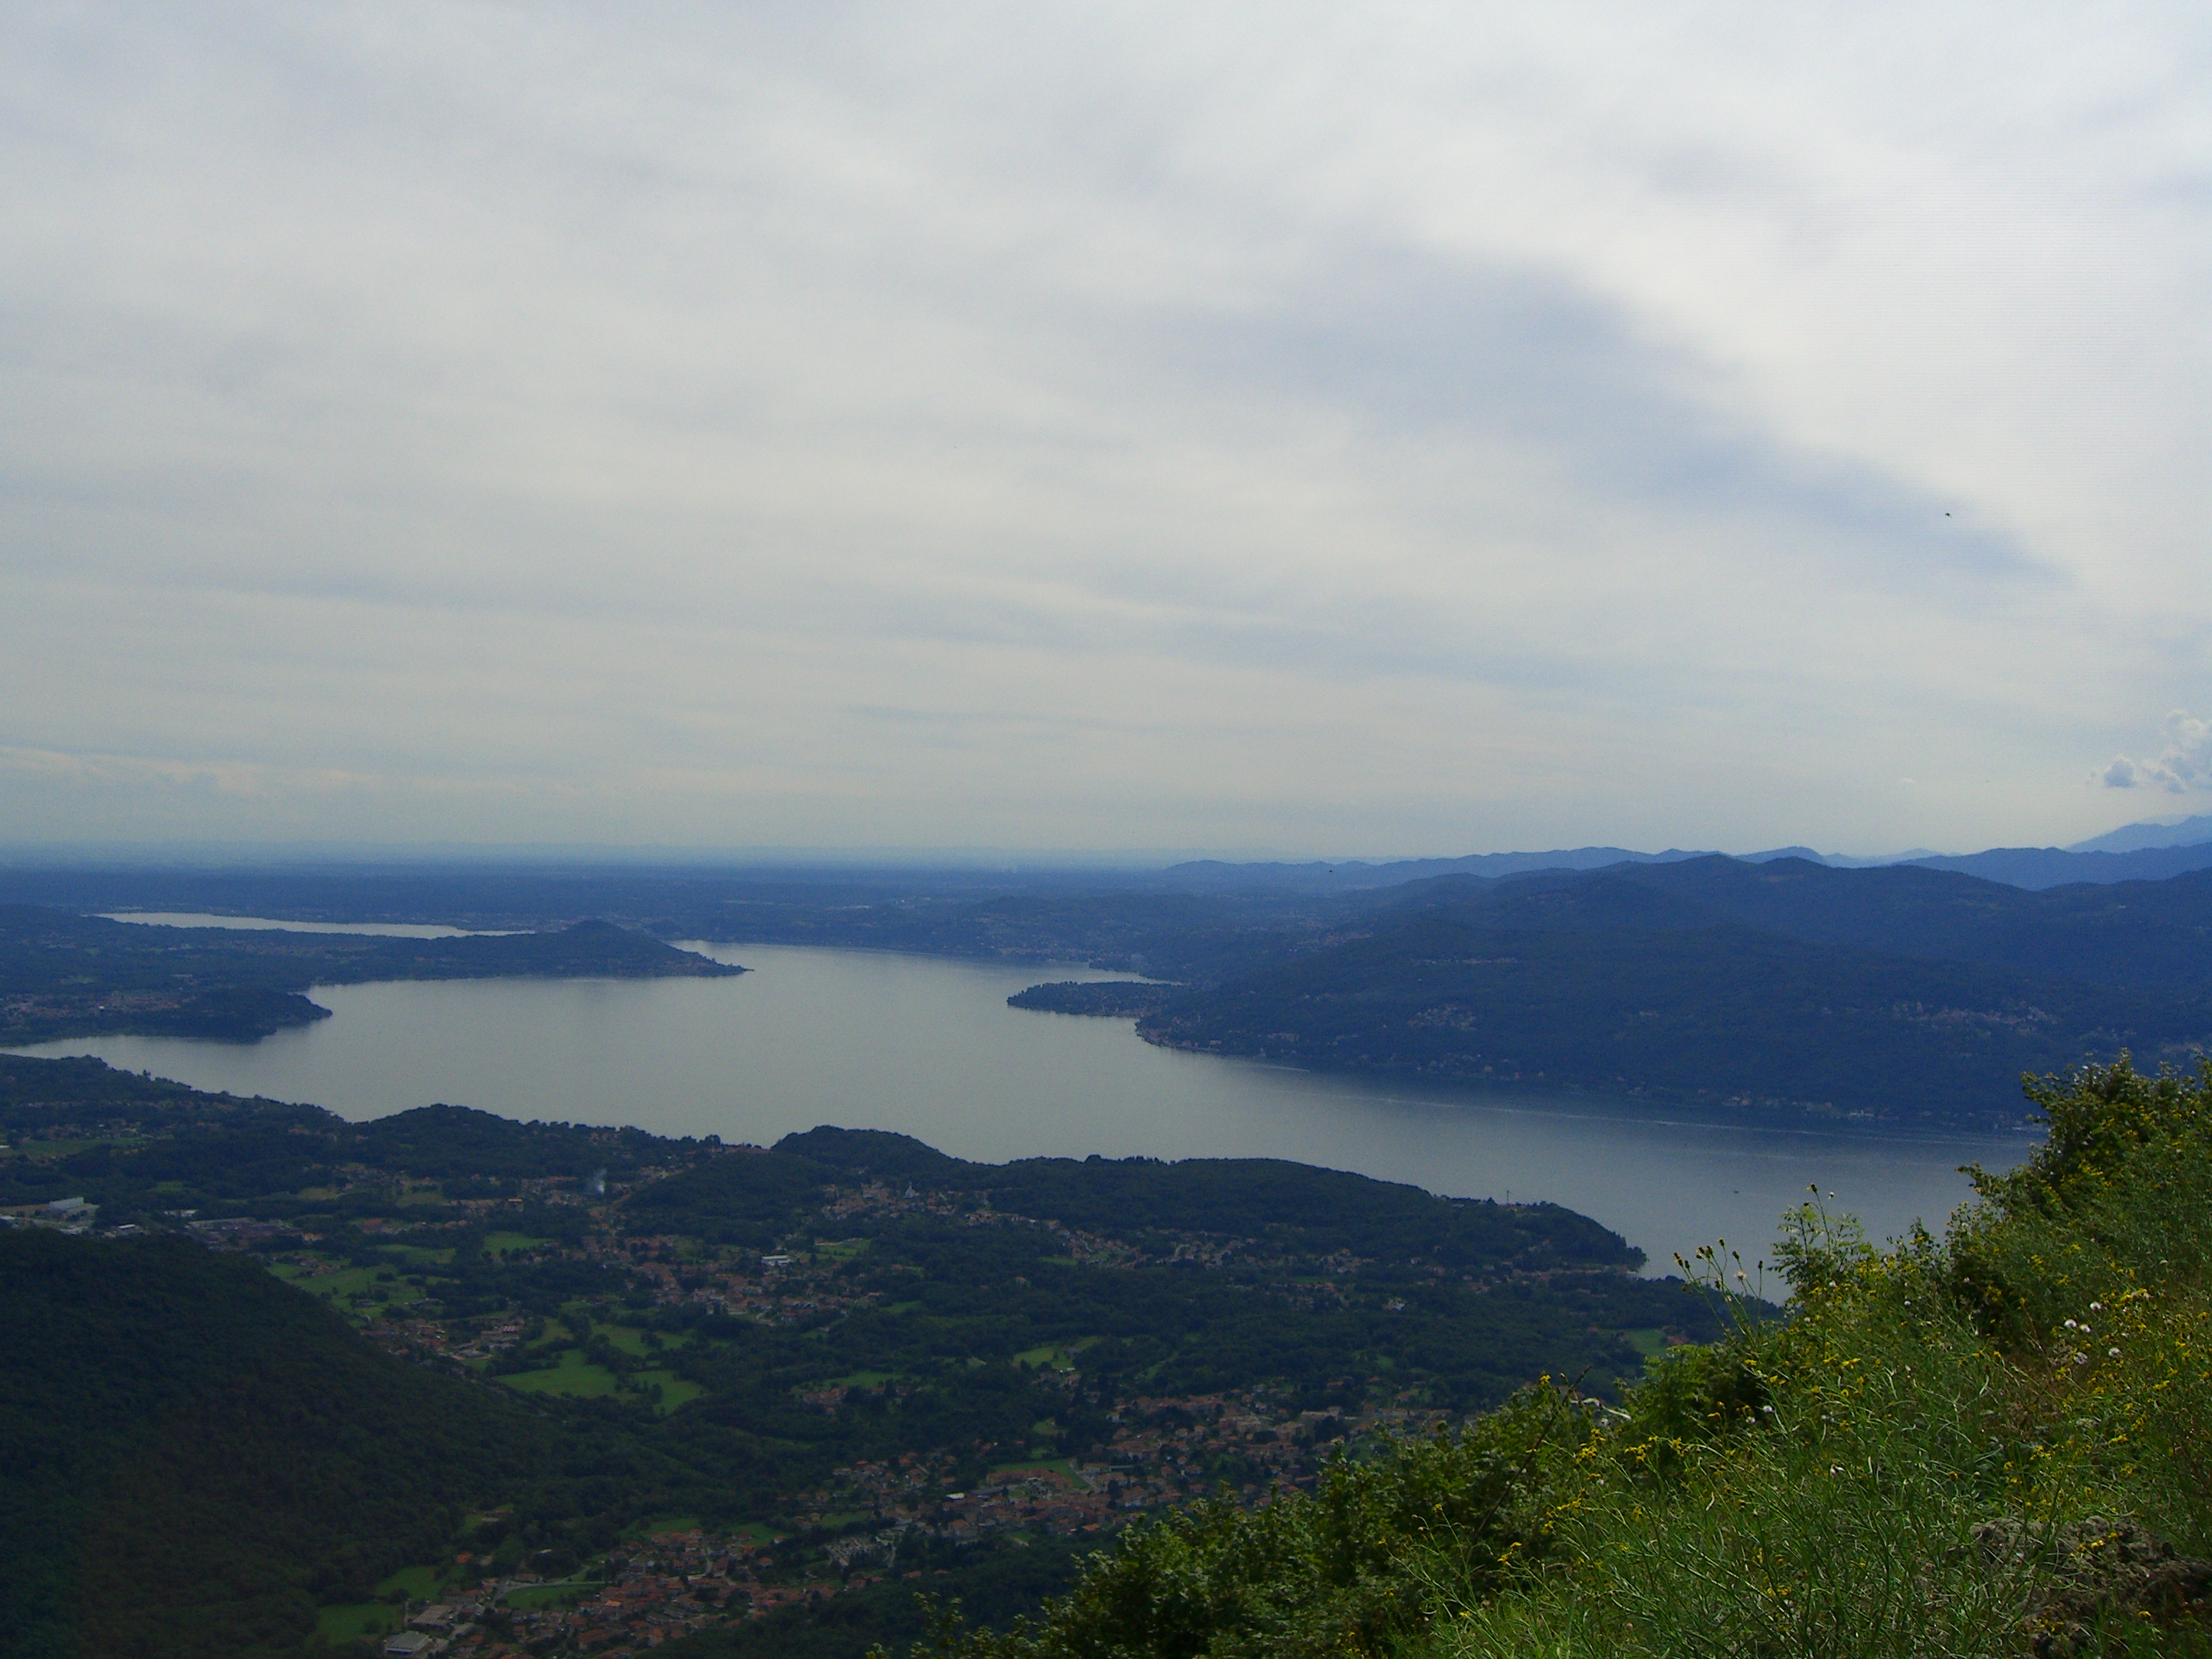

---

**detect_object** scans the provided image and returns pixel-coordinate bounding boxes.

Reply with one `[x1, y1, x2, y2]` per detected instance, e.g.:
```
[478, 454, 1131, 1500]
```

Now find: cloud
[2097, 711, 2212, 793]
[0, 4, 2206, 855]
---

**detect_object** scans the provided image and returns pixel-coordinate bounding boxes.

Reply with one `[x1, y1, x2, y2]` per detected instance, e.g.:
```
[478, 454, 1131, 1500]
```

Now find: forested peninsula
[0, 909, 740, 1043]
[1008, 859, 2212, 1128]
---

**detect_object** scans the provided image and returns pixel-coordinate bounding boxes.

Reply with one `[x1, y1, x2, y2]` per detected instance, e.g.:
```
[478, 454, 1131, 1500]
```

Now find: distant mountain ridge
[2067, 814, 2212, 855]
[1164, 847, 1724, 893]
[1898, 841, 2212, 889]
[1166, 823, 2212, 893]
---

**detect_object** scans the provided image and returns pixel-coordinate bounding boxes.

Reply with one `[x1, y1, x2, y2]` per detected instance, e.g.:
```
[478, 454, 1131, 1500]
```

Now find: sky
[1, 3, 2206, 860]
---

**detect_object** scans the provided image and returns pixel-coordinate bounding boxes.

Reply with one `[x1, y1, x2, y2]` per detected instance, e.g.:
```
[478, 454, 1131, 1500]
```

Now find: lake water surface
[103, 912, 503, 939]
[12, 939, 2035, 1276]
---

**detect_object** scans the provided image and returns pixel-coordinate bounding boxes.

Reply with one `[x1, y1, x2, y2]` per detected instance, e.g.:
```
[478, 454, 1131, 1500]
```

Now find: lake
[11, 938, 2034, 1277]
[101, 911, 503, 939]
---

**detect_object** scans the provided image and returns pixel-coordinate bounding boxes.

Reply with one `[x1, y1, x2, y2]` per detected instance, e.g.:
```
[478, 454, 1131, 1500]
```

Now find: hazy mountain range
[1163, 814, 2212, 894]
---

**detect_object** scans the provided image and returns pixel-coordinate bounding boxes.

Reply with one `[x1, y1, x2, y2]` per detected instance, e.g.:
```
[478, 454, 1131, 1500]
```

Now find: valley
[0, 1054, 1737, 1658]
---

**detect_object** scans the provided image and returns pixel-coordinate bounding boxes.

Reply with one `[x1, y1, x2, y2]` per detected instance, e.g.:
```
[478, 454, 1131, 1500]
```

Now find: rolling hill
[1126, 863, 2212, 1123]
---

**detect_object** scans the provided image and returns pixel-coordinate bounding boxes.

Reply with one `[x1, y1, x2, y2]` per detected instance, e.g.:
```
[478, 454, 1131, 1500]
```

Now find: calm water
[11, 939, 2033, 1275]
[102, 912, 503, 939]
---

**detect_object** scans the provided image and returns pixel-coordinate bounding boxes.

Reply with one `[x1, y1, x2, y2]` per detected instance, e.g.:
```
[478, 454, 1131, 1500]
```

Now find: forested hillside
[1134, 905, 2211, 1125]
[0, 1231, 570, 1659]
[1475, 856, 2212, 993]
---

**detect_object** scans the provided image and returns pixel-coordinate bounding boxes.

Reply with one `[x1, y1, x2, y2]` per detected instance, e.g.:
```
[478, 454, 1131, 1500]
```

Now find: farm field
[315, 1602, 400, 1643]
[500, 1348, 621, 1399]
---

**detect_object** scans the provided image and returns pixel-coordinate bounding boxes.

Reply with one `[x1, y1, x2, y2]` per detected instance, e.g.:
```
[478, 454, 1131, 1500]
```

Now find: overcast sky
[1, 3, 2206, 858]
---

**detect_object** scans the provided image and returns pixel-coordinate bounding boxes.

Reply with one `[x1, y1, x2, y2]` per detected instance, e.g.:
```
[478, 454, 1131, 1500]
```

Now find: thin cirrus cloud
[0, 1, 2205, 856]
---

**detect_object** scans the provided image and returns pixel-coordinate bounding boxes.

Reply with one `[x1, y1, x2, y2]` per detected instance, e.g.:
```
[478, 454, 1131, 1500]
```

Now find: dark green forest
[0, 1230, 568, 1658]
[1135, 908, 2206, 1125]
[1118, 863, 2212, 1123]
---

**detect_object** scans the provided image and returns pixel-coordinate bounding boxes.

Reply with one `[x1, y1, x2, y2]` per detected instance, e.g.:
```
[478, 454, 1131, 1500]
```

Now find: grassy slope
[1426, 1059, 2212, 1659]
[911, 1059, 2212, 1658]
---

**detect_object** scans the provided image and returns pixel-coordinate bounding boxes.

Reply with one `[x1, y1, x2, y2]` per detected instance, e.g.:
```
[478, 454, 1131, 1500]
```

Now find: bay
[10, 939, 2032, 1277]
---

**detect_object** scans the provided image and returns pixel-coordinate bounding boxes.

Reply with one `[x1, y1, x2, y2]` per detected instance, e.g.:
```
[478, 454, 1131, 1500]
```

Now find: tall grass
[1432, 1057, 2212, 1659]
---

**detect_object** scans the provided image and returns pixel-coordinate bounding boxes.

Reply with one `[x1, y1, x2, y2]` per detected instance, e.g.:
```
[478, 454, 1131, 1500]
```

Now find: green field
[268, 1259, 428, 1310]
[631, 1367, 704, 1413]
[598, 1323, 690, 1357]
[825, 1369, 899, 1389]
[1013, 1337, 1098, 1372]
[375, 1244, 456, 1267]
[482, 1231, 548, 1255]
[814, 1237, 871, 1262]
[499, 1349, 621, 1399]
[498, 1339, 701, 1413]
[504, 1583, 588, 1611]
[316, 1602, 400, 1642]
[374, 1565, 450, 1601]
[1622, 1327, 1667, 1359]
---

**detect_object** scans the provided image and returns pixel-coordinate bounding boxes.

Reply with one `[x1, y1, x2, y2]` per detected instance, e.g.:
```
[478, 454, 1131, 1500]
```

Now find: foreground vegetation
[903, 1058, 2212, 1658]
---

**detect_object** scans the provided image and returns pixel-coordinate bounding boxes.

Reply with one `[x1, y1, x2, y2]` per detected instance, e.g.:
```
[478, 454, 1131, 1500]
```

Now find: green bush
[1444, 1057, 2212, 1659]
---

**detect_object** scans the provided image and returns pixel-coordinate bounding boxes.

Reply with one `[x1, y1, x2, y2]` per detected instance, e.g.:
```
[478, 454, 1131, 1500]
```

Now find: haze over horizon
[4, 4, 2207, 858]
[9, 814, 2212, 873]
